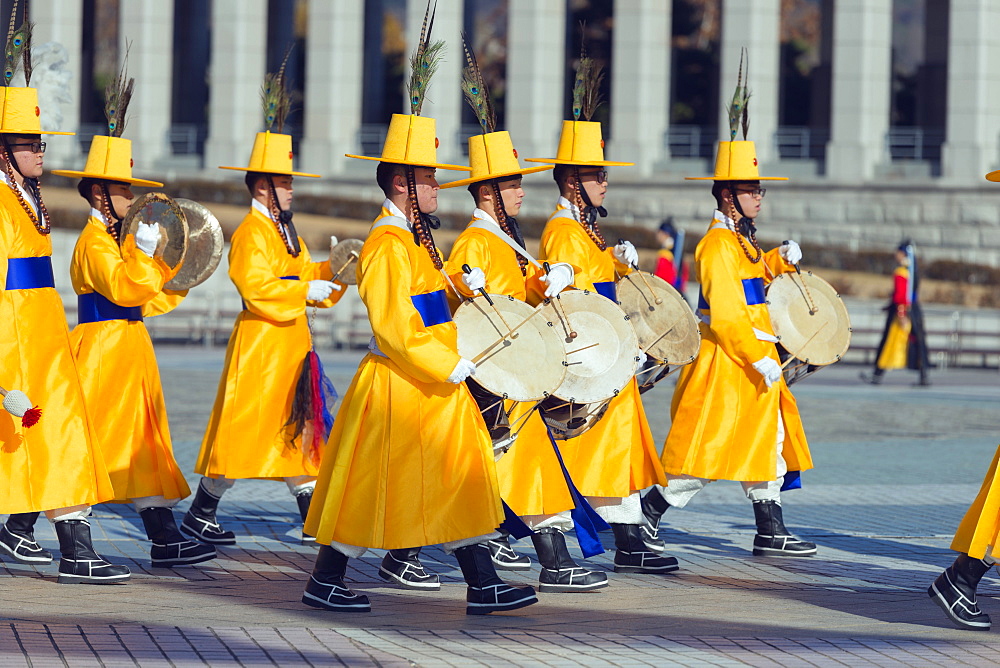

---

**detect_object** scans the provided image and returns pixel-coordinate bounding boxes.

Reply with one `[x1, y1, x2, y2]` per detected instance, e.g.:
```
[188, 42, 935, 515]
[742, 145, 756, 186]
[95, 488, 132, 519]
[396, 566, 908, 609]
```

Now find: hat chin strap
[267, 175, 302, 256]
[100, 183, 124, 224]
[405, 166, 441, 244]
[575, 167, 607, 225]
[728, 180, 756, 238]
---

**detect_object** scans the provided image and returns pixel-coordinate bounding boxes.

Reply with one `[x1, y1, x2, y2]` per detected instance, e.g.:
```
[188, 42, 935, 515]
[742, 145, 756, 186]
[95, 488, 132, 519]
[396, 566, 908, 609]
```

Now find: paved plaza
[2, 346, 1000, 666]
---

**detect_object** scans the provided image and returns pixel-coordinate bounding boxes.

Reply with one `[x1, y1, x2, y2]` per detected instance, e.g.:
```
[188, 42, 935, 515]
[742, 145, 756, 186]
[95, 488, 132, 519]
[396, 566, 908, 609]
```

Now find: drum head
[165, 199, 224, 290]
[455, 295, 567, 402]
[120, 193, 188, 273]
[329, 239, 364, 285]
[616, 271, 700, 365]
[547, 289, 640, 404]
[767, 271, 852, 365]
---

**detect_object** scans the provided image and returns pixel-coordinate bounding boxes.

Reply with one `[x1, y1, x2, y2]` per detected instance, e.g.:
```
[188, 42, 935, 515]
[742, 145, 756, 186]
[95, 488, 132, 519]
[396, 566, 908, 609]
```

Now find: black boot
[928, 554, 992, 630]
[531, 528, 608, 593]
[640, 487, 669, 553]
[0, 512, 52, 564]
[487, 531, 531, 570]
[751, 500, 817, 557]
[139, 507, 217, 568]
[54, 519, 130, 585]
[610, 523, 679, 573]
[455, 543, 537, 615]
[296, 491, 315, 543]
[301, 545, 370, 612]
[180, 480, 236, 545]
[379, 547, 441, 590]
[860, 369, 883, 385]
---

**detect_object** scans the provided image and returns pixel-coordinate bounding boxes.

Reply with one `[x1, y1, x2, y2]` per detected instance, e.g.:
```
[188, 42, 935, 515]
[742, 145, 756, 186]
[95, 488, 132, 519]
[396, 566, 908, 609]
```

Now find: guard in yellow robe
[526, 118, 674, 575]
[642, 138, 816, 558]
[926, 165, 1000, 630]
[186, 119, 344, 545]
[53, 107, 216, 569]
[300, 108, 537, 615]
[443, 123, 606, 593]
[0, 80, 129, 585]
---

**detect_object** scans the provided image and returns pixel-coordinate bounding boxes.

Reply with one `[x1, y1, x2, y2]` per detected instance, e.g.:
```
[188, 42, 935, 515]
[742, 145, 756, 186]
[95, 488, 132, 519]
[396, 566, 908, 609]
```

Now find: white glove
[307, 280, 337, 301]
[780, 240, 802, 265]
[636, 351, 648, 372]
[540, 262, 574, 298]
[614, 240, 639, 268]
[134, 222, 161, 258]
[751, 357, 782, 389]
[462, 266, 487, 292]
[329, 235, 339, 250]
[447, 357, 476, 384]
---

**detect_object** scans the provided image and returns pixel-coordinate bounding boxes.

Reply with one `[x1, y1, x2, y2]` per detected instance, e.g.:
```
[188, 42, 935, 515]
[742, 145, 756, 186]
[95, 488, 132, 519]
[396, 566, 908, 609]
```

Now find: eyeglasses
[735, 187, 766, 198]
[579, 169, 609, 183]
[9, 141, 46, 154]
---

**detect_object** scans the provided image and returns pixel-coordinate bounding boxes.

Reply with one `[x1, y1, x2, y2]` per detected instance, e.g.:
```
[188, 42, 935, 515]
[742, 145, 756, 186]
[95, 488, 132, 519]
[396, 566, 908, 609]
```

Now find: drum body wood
[616, 271, 700, 366]
[538, 289, 640, 440]
[767, 271, 851, 383]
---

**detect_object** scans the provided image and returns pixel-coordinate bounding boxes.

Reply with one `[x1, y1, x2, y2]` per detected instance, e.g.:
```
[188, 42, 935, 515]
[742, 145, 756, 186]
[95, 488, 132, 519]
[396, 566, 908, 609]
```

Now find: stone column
[941, 0, 1000, 181]
[300, 2, 364, 175]
[718, 0, 781, 165]
[204, 0, 268, 172]
[610, 0, 670, 174]
[31, 0, 84, 166]
[825, 0, 892, 181]
[506, 0, 567, 160]
[405, 0, 462, 164]
[119, 0, 174, 170]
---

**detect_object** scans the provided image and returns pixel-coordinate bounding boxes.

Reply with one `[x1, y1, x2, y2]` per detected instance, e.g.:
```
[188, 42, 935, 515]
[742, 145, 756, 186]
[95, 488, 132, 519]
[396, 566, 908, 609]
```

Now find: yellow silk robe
[446, 215, 575, 517]
[196, 208, 342, 480]
[661, 220, 812, 481]
[69, 215, 191, 503]
[305, 208, 503, 549]
[0, 187, 114, 512]
[951, 444, 1000, 560]
[534, 203, 666, 497]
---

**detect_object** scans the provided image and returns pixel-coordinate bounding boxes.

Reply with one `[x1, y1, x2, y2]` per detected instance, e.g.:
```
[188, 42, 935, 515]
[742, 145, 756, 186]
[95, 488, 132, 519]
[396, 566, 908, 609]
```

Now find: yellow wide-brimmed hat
[219, 131, 320, 177]
[524, 120, 633, 167]
[685, 140, 788, 181]
[346, 114, 470, 171]
[52, 135, 162, 187]
[0, 87, 74, 135]
[440, 131, 552, 189]
[985, 169, 1000, 182]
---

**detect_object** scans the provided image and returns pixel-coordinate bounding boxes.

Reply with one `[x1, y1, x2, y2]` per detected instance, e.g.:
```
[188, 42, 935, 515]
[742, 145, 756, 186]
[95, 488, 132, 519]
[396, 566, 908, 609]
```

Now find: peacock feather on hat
[261, 44, 293, 133]
[460, 32, 495, 134]
[4, 0, 32, 87]
[727, 48, 751, 141]
[572, 24, 605, 122]
[407, 0, 444, 116]
[103, 46, 134, 138]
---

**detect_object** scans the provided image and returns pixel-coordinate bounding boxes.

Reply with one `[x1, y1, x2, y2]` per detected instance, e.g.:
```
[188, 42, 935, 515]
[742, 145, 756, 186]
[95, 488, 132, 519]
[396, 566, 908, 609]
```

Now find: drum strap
[545, 425, 610, 558]
[469, 218, 544, 270]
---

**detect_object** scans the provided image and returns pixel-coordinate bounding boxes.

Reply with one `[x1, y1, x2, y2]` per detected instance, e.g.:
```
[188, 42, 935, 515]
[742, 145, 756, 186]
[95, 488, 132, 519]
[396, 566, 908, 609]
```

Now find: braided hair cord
[406, 166, 443, 270]
[491, 180, 527, 275]
[573, 168, 607, 251]
[1, 140, 50, 234]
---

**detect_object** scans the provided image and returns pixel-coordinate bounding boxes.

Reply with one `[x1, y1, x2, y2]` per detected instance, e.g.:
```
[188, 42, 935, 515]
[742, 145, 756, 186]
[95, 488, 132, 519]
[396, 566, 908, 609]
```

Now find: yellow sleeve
[699, 235, 771, 367]
[605, 245, 633, 277]
[0, 208, 10, 304]
[763, 246, 795, 283]
[446, 232, 491, 300]
[142, 288, 188, 317]
[360, 235, 461, 384]
[74, 232, 168, 307]
[229, 225, 311, 322]
[540, 224, 597, 290]
[298, 242, 346, 309]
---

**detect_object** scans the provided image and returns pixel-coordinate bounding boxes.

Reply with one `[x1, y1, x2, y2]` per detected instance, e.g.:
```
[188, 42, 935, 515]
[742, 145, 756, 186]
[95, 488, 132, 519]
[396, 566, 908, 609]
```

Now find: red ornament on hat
[289, 151, 294, 159]
[34, 106, 39, 116]
[130, 158, 134, 167]
[435, 137, 440, 148]
[753, 158, 758, 166]
[513, 148, 518, 158]
[600, 140, 605, 148]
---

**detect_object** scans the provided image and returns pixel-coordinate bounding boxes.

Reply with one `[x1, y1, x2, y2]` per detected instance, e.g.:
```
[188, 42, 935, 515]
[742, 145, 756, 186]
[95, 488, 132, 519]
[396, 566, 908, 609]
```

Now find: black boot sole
[179, 523, 236, 546]
[151, 551, 219, 568]
[928, 583, 992, 630]
[613, 563, 680, 574]
[752, 546, 818, 557]
[539, 580, 609, 593]
[0, 542, 52, 564]
[466, 593, 538, 615]
[301, 592, 371, 612]
[378, 566, 441, 591]
[57, 573, 131, 585]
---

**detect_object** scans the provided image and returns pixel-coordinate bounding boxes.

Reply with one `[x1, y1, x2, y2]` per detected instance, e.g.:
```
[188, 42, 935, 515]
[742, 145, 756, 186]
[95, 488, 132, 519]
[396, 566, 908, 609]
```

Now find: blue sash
[78, 293, 143, 323]
[781, 471, 802, 491]
[5, 256, 55, 290]
[546, 426, 610, 557]
[593, 281, 617, 303]
[499, 502, 533, 540]
[410, 289, 452, 327]
[698, 277, 766, 310]
[242, 275, 299, 311]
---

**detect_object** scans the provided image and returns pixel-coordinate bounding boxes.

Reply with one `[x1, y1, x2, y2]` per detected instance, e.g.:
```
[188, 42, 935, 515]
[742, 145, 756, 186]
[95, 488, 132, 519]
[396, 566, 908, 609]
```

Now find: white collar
[89, 207, 107, 225]
[251, 198, 275, 222]
[382, 198, 412, 227]
[0, 170, 37, 214]
[710, 209, 736, 231]
[557, 195, 580, 219]
[472, 207, 498, 225]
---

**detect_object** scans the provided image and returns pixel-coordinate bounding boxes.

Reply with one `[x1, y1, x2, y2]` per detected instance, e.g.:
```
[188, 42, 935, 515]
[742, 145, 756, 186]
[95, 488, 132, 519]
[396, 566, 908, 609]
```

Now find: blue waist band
[78, 293, 143, 323]
[411, 289, 452, 327]
[698, 277, 767, 311]
[5, 256, 55, 290]
[242, 275, 299, 310]
[593, 281, 617, 302]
